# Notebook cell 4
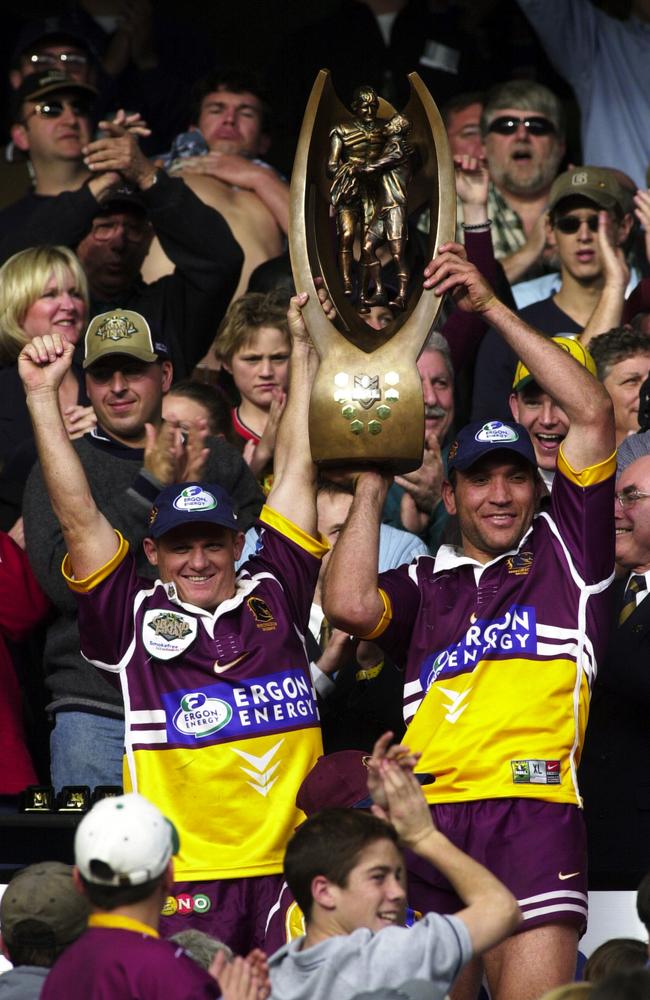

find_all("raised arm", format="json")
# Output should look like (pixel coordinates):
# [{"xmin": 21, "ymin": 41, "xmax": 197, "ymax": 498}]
[
  {"xmin": 580, "ymin": 211, "xmax": 628, "ymax": 348},
  {"xmin": 372, "ymin": 746, "xmax": 521, "ymax": 956},
  {"xmin": 321, "ymin": 470, "xmax": 390, "ymax": 637},
  {"xmin": 428, "ymin": 242, "xmax": 615, "ymax": 470},
  {"xmin": 19, "ymin": 336, "xmax": 119, "ymax": 580},
  {"xmin": 264, "ymin": 291, "xmax": 325, "ymax": 537}
]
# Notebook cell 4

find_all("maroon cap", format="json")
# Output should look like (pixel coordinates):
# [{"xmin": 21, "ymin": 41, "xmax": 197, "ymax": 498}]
[{"xmin": 296, "ymin": 751, "xmax": 371, "ymax": 815}]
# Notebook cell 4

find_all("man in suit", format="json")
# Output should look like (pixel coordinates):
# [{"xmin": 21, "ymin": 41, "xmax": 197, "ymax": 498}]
[{"xmin": 579, "ymin": 453, "xmax": 650, "ymax": 887}]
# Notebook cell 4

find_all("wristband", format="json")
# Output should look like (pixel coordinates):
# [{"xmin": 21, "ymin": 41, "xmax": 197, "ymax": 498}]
[{"xmin": 461, "ymin": 219, "xmax": 492, "ymax": 231}]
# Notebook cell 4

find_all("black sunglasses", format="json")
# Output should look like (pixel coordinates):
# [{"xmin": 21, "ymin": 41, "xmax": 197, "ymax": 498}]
[
  {"xmin": 25, "ymin": 98, "xmax": 93, "ymax": 121},
  {"xmin": 554, "ymin": 214, "xmax": 600, "ymax": 235},
  {"xmin": 487, "ymin": 115, "xmax": 556, "ymax": 136}
]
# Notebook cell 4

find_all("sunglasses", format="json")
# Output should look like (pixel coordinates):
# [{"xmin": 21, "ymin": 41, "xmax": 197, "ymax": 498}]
[
  {"xmin": 487, "ymin": 115, "xmax": 556, "ymax": 136},
  {"xmin": 27, "ymin": 53, "xmax": 89, "ymax": 70},
  {"xmin": 554, "ymin": 214, "xmax": 600, "ymax": 235},
  {"xmin": 25, "ymin": 98, "xmax": 93, "ymax": 121}
]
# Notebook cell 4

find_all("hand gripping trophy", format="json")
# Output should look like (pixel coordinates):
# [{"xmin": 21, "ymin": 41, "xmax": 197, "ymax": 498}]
[{"xmin": 290, "ymin": 70, "xmax": 455, "ymax": 472}]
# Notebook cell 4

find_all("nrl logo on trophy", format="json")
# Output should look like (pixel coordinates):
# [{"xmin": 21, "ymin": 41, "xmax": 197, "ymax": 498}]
[{"xmin": 289, "ymin": 70, "xmax": 455, "ymax": 472}]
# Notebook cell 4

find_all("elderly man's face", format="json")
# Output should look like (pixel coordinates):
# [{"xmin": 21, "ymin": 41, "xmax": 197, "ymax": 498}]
[
  {"xmin": 417, "ymin": 349, "xmax": 454, "ymax": 444},
  {"xmin": 602, "ymin": 353, "xmax": 650, "ymax": 444},
  {"xmin": 615, "ymin": 456, "xmax": 650, "ymax": 572},
  {"xmin": 484, "ymin": 106, "xmax": 564, "ymax": 196}
]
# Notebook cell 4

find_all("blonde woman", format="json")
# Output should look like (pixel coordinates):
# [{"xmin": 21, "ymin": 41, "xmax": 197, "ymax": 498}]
[{"xmin": 0, "ymin": 246, "xmax": 95, "ymax": 533}]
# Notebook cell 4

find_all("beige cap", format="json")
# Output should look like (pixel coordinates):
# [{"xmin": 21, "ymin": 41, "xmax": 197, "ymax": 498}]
[
  {"xmin": 549, "ymin": 166, "xmax": 627, "ymax": 215},
  {"xmin": 83, "ymin": 309, "xmax": 167, "ymax": 369}
]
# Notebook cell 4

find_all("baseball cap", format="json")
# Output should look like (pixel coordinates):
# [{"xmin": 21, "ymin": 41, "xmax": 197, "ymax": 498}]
[
  {"xmin": 296, "ymin": 751, "xmax": 435, "ymax": 814},
  {"xmin": 549, "ymin": 166, "xmax": 627, "ymax": 215},
  {"xmin": 296, "ymin": 751, "xmax": 373, "ymax": 815},
  {"xmin": 0, "ymin": 861, "xmax": 90, "ymax": 948},
  {"xmin": 447, "ymin": 420, "xmax": 537, "ymax": 473},
  {"xmin": 75, "ymin": 793, "xmax": 179, "ymax": 887},
  {"xmin": 512, "ymin": 336, "xmax": 597, "ymax": 392},
  {"xmin": 148, "ymin": 483, "xmax": 240, "ymax": 539},
  {"xmin": 83, "ymin": 309, "xmax": 170, "ymax": 369},
  {"xmin": 14, "ymin": 70, "xmax": 97, "ymax": 107}
]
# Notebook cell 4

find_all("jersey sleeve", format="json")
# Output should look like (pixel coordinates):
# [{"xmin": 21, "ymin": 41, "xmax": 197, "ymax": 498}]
[
  {"xmin": 63, "ymin": 532, "xmax": 142, "ymax": 672},
  {"xmin": 550, "ymin": 446, "xmax": 616, "ymax": 585},
  {"xmin": 240, "ymin": 506, "xmax": 329, "ymax": 629},
  {"xmin": 359, "ymin": 560, "xmax": 424, "ymax": 661}
]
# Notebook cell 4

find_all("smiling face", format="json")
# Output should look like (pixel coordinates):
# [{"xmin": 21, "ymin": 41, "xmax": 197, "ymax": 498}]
[
  {"xmin": 325, "ymin": 838, "xmax": 407, "ymax": 935},
  {"xmin": 442, "ymin": 452, "xmax": 540, "ymax": 563},
  {"xmin": 225, "ymin": 326, "xmax": 290, "ymax": 411},
  {"xmin": 602, "ymin": 353, "xmax": 650, "ymax": 444},
  {"xmin": 485, "ymin": 106, "xmax": 564, "ymax": 197},
  {"xmin": 196, "ymin": 88, "xmax": 268, "ymax": 157},
  {"xmin": 615, "ymin": 457, "xmax": 650, "ymax": 572},
  {"xmin": 85, "ymin": 357, "xmax": 173, "ymax": 447},
  {"xmin": 143, "ymin": 522, "xmax": 245, "ymax": 611},
  {"xmin": 22, "ymin": 267, "xmax": 86, "ymax": 344},
  {"xmin": 509, "ymin": 385, "xmax": 570, "ymax": 471}
]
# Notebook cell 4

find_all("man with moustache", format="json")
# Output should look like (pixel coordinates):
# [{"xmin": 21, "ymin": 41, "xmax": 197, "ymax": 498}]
[{"xmin": 383, "ymin": 332, "xmax": 455, "ymax": 553}]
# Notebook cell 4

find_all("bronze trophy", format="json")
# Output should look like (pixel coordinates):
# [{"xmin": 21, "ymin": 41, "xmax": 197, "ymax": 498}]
[{"xmin": 289, "ymin": 70, "xmax": 456, "ymax": 473}]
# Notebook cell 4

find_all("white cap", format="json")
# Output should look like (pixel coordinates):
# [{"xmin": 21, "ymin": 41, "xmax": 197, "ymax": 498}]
[{"xmin": 75, "ymin": 793, "xmax": 178, "ymax": 887}]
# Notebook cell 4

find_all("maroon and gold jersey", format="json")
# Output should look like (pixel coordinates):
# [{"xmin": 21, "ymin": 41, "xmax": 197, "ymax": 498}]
[
  {"xmin": 64, "ymin": 507, "xmax": 327, "ymax": 881},
  {"xmin": 365, "ymin": 448, "xmax": 616, "ymax": 806}
]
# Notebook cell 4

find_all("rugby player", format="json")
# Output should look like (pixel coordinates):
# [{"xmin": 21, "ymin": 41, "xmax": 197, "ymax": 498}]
[
  {"xmin": 18, "ymin": 289, "xmax": 332, "ymax": 955},
  {"xmin": 322, "ymin": 242, "xmax": 616, "ymax": 1000}
]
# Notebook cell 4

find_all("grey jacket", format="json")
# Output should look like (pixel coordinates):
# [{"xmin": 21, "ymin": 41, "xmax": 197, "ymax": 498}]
[{"xmin": 268, "ymin": 913, "xmax": 472, "ymax": 1000}]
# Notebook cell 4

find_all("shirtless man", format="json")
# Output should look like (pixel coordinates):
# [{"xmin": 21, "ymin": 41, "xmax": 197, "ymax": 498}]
[{"xmin": 142, "ymin": 70, "xmax": 287, "ymax": 303}]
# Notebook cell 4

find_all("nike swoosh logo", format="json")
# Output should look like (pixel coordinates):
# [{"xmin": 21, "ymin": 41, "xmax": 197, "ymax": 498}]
[
  {"xmin": 213, "ymin": 653, "xmax": 248, "ymax": 674},
  {"xmin": 558, "ymin": 871, "xmax": 580, "ymax": 880}
]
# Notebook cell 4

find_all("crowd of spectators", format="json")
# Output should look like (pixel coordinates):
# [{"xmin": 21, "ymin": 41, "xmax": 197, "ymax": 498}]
[{"xmin": 2, "ymin": 2, "xmax": 650, "ymax": 999}]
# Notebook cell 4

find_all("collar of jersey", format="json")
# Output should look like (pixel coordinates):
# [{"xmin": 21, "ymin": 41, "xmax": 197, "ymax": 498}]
[
  {"xmin": 433, "ymin": 522, "xmax": 534, "ymax": 576},
  {"xmin": 162, "ymin": 573, "xmax": 259, "ymax": 622},
  {"xmin": 89, "ymin": 913, "xmax": 159, "ymax": 938}
]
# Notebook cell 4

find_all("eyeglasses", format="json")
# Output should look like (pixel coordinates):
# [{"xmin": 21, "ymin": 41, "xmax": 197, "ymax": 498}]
[
  {"xmin": 24, "ymin": 98, "xmax": 93, "ymax": 121},
  {"xmin": 554, "ymin": 214, "xmax": 600, "ymax": 235},
  {"xmin": 27, "ymin": 52, "xmax": 89, "ymax": 70},
  {"xmin": 89, "ymin": 220, "xmax": 150, "ymax": 243},
  {"xmin": 615, "ymin": 489, "xmax": 650, "ymax": 509},
  {"xmin": 487, "ymin": 115, "xmax": 556, "ymax": 136}
]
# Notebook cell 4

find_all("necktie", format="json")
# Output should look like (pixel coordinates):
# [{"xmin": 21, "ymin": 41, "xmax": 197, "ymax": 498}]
[{"xmin": 619, "ymin": 574, "xmax": 647, "ymax": 626}]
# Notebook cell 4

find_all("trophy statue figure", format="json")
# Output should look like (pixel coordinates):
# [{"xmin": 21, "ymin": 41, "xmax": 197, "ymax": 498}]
[
  {"xmin": 327, "ymin": 85, "xmax": 384, "ymax": 297},
  {"xmin": 289, "ymin": 70, "xmax": 455, "ymax": 473},
  {"xmin": 357, "ymin": 112, "xmax": 414, "ymax": 311}
]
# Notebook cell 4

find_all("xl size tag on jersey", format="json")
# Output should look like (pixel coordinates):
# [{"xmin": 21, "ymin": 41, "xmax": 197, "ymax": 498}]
[{"xmin": 143, "ymin": 609, "xmax": 198, "ymax": 660}]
